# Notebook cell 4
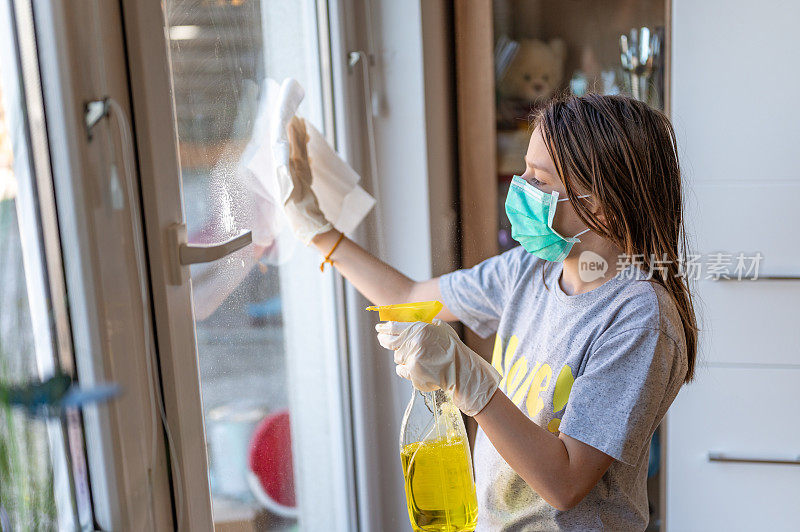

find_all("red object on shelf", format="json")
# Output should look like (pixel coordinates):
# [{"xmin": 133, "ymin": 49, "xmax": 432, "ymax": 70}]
[{"xmin": 248, "ymin": 409, "xmax": 296, "ymax": 509}]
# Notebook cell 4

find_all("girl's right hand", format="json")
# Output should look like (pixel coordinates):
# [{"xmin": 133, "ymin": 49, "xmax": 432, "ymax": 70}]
[
  {"xmin": 376, "ymin": 318, "xmax": 501, "ymax": 417},
  {"xmin": 274, "ymin": 115, "xmax": 332, "ymax": 245}
]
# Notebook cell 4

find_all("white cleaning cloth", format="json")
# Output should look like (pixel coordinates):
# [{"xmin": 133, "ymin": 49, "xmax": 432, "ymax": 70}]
[
  {"xmin": 190, "ymin": 78, "xmax": 374, "ymax": 319},
  {"xmin": 246, "ymin": 78, "xmax": 375, "ymax": 251}
]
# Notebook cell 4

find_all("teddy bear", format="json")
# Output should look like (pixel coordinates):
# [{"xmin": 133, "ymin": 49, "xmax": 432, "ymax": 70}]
[
  {"xmin": 498, "ymin": 38, "xmax": 566, "ymax": 104},
  {"xmin": 496, "ymin": 38, "xmax": 566, "ymax": 176}
]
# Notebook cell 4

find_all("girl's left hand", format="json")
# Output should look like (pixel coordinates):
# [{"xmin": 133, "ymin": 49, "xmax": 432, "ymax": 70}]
[{"xmin": 375, "ymin": 319, "xmax": 501, "ymax": 416}]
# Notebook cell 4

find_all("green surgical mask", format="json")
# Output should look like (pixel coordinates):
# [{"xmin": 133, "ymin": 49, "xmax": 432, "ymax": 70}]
[{"xmin": 504, "ymin": 175, "xmax": 590, "ymax": 262}]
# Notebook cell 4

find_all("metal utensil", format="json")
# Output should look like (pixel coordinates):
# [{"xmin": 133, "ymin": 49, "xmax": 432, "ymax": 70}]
[{"xmin": 619, "ymin": 27, "xmax": 661, "ymax": 102}]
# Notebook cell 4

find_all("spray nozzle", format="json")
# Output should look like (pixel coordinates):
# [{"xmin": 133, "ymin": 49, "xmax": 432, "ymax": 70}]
[{"xmin": 365, "ymin": 300, "xmax": 443, "ymax": 323}]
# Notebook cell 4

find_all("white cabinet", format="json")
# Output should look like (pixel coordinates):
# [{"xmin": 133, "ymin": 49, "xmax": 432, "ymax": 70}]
[
  {"xmin": 669, "ymin": 1, "xmax": 800, "ymax": 530},
  {"xmin": 666, "ymin": 366, "xmax": 800, "ymax": 531},
  {"xmin": 672, "ymin": 1, "xmax": 800, "ymax": 183},
  {"xmin": 692, "ymin": 279, "xmax": 800, "ymax": 366},
  {"xmin": 684, "ymin": 183, "xmax": 800, "ymax": 276}
]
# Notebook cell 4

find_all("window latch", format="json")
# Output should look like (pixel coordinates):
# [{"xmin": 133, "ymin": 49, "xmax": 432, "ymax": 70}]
[{"xmin": 167, "ymin": 223, "xmax": 252, "ymax": 285}]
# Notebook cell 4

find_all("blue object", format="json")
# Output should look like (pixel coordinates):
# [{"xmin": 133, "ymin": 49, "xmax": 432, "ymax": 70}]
[
  {"xmin": 60, "ymin": 383, "xmax": 121, "ymax": 408},
  {"xmin": 0, "ymin": 371, "xmax": 120, "ymax": 418},
  {"xmin": 570, "ymin": 72, "xmax": 588, "ymax": 96},
  {"xmin": 647, "ymin": 430, "xmax": 661, "ymax": 477},
  {"xmin": 246, "ymin": 296, "xmax": 282, "ymax": 320}
]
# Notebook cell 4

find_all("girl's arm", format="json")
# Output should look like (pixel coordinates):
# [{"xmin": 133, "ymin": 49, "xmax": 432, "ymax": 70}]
[
  {"xmin": 474, "ymin": 390, "xmax": 614, "ymax": 511},
  {"xmin": 311, "ymin": 228, "xmax": 459, "ymax": 321}
]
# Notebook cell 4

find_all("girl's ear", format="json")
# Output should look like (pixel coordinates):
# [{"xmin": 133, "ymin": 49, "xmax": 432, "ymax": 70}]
[
  {"xmin": 585, "ymin": 196, "xmax": 607, "ymax": 224},
  {"xmin": 593, "ymin": 208, "xmax": 607, "ymax": 224}
]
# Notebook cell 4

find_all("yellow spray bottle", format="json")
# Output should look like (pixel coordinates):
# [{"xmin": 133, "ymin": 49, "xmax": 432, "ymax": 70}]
[{"xmin": 367, "ymin": 301, "xmax": 478, "ymax": 532}]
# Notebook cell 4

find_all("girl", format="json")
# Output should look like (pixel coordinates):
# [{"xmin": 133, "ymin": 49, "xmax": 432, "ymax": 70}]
[{"xmin": 278, "ymin": 93, "xmax": 696, "ymax": 531}]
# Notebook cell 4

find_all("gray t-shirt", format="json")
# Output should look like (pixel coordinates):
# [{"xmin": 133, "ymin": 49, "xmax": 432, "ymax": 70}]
[{"xmin": 439, "ymin": 246, "xmax": 687, "ymax": 531}]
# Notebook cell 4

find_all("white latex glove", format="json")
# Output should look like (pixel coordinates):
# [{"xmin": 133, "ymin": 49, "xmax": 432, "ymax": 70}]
[
  {"xmin": 273, "ymin": 112, "xmax": 332, "ymax": 245},
  {"xmin": 376, "ymin": 319, "xmax": 501, "ymax": 416}
]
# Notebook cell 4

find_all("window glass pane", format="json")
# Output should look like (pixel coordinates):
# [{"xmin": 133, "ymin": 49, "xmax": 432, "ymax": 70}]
[
  {"xmin": 165, "ymin": 1, "xmax": 326, "ymax": 528},
  {"xmin": 0, "ymin": 68, "xmax": 57, "ymax": 532}
]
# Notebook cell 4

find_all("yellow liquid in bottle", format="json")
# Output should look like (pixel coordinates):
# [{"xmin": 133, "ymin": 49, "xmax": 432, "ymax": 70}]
[{"xmin": 400, "ymin": 437, "xmax": 478, "ymax": 532}]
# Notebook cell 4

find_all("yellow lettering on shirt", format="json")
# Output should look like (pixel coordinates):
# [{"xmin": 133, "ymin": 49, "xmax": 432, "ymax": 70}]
[
  {"xmin": 491, "ymin": 334, "xmax": 504, "ymax": 374},
  {"xmin": 525, "ymin": 363, "xmax": 552, "ymax": 417},
  {"xmin": 489, "ymin": 335, "xmax": 576, "ymax": 421},
  {"xmin": 552, "ymin": 364, "xmax": 575, "ymax": 412},
  {"xmin": 510, "ymin": 363, "xmax": 537, "ymax": 405},
  {"xmin": 505, "ymin": 357, "xmax": 528, "ymax": 398},
  {"xmin": 494, "ymin": 335, "xmax": 519, "ymax": 390}
]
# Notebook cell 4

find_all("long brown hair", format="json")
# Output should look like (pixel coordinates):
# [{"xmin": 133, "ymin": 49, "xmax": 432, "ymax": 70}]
[{"xmin": 532, "ymin": 93, "xmax": 698, "ymax": 383}]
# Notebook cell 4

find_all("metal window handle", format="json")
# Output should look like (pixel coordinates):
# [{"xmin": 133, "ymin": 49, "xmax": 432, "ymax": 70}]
[
  {"xmin": 708, "ymin": 452, "xmax": 800, "ymax": 465},
  {"xmin": 168, "ymin": 222, "xmax": 252, "ymax": 285},
  {"xmin": 179, "ymin": 230, "xmax": 252, "ymax": 265}
]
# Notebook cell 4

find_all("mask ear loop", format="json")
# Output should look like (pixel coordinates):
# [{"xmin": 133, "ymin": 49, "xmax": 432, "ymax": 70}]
[
  {"xmin": 556, "ymin": 193, "xmax": 591, "ymax": 202},
  {"xmin": 572, "ymin": 227, "xmax": 591, "ymax": 240},
  {"xmin": 570, "ymin": 195, "xmax": 592, "ymax": 241},
  {"xmin": 554, "ymin": 193, "xmax": 593, "ymax": 241}
]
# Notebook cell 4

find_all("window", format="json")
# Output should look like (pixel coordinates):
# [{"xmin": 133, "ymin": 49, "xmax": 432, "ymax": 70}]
[
  {"xmin": 2, "ymin": 0, "xmax": 375, "ymax": 528},
  {"xmin": 152, "ymin": 0, "xmax": 355, "ymax": 528},
  {"xmin": 0, "ymin": 2, "xmax": 90, "ymax": 527}
]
